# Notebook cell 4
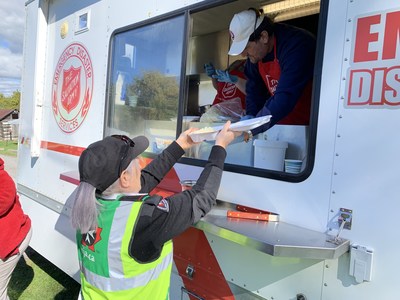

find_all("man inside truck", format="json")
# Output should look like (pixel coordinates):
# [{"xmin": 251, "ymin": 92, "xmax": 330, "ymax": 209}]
[
  {"xmin": 228, "ymin": 8, "xmax": 316, "ymax": 141},
  {"xmin": 71, "ymin": 123, "xmax": 237, "ymax": 299}
]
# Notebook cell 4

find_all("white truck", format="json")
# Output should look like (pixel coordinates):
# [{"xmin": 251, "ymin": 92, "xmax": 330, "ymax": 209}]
[{"xmin": 17, "ymin": 0, "xmax": 400, "ymax": 299}]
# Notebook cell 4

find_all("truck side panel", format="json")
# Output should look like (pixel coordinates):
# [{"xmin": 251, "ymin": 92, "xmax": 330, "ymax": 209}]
[
  {"xmin": 323, "ymin": 0, "xmax": 400, "ymax": 299},
  {"xmin": 17, "ymin": 0, "xmax": 400, "ymax": 299}
]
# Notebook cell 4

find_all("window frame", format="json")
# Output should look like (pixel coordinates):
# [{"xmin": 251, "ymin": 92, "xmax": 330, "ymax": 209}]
[{"xmin": 104, "ymin": 0, "xmax": 330, "ymax": 183}]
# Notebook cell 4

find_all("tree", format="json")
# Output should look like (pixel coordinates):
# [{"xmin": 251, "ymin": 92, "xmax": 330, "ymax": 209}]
[
  {"xmin": 0, "ymin": 91, "xmax": 20, "ymax": 110},
  {"xmin": 128, "ymin": 71, "xmax": 179, "ymax": 120}
]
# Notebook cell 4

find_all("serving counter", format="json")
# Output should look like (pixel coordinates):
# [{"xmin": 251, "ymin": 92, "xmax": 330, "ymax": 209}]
[
  {"xmin": 59, "ymin": 171, "xmax": 349, "ymax": 260},
  {"xmin": 195, "ymin": 200, "xmax": 349, "ymax": 260}
]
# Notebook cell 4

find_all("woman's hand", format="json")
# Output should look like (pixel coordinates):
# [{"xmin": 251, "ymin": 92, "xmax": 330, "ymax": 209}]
[
  {"xmin": 176, "ymin": 128, "xmax": 199, "ymax": 150},
  {"xmin": 215, "ymin": 121, "xmax": 240, "ymax": 149}
]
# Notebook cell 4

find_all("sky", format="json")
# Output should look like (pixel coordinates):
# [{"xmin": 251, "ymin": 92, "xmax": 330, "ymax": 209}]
[{"xmin": 0, "ymin": 1, "xmax": 25, "ymax": 96}]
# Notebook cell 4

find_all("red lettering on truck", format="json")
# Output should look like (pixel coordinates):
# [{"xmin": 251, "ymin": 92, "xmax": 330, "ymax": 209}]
[{"xmin": 347, "ymin": 10, "xmax": 400, "ymax": 107}]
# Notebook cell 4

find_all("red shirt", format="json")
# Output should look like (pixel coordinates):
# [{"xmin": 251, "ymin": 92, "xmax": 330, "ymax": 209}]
[
  {"xmin": 0, "ymin": 158, "xmax": 31, "ymax": 259},
  {"xmin": 212, "ymin": 62, "xmax": 246, "ymax": 109}
]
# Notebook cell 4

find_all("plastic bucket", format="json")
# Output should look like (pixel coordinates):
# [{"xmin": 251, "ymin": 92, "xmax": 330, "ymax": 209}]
[{"xmin": 253, "ymin": 140, "xmax": 288, "ymax": 171}]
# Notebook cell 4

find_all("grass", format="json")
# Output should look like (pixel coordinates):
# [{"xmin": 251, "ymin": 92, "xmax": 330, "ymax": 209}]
[
  {"xmin": 8, "ymin": 247, "xmax": 80, "ymax": 300},
  {"xmin": 3, "ymin": 148, "xmax": 80, "ymax": 299},
  {"xmin": 0, "ymin": 140, "xmax": 18, "ymax": 157}
]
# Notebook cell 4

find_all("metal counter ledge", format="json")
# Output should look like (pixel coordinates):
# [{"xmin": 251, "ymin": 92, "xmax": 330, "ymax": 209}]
[
  {"xmin": 59, "ymin": 171, "xmax": 349, "ymax": 260},
  {"xmin": 195, "ymin": 200, "xmax": 350, "ymax": 260}
]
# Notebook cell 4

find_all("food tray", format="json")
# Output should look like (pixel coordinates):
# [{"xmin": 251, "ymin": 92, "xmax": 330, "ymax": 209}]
[{"xmin": 189, "ymin": 115, "xmax": 272, "ymax": 142}]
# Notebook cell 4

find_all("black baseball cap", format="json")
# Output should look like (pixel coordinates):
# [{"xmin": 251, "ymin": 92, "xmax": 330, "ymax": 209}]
[{"xmin": 79, "ymin": 135, "xmax": 149, "ymax": 193}]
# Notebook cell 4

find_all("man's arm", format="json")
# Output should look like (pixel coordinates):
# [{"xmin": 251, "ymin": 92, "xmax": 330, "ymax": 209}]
[{"xmin": 253, "ymin": 27, "xmax": 316, "ymax": 134}]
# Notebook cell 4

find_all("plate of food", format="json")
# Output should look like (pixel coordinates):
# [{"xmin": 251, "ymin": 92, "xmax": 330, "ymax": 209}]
[
  {"xmin": 229, "ymin": 115, "xmax": 272, "ymax": 131},
  {"xmin": 189, "ymin": 115, "xmax": 272, "ymax": 142},
  {"xmin": 189, "ymin": 126, "xmax": 219, "ymax": 142}
]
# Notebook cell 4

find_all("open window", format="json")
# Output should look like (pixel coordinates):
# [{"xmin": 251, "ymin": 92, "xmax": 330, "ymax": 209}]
[
  {"xmin": 182, "ymin": 0, "xmax": 323, "ymax": 180},
  {"xmin": 105, "ymin": 0, "xmax": 324, "ymax": 182}
]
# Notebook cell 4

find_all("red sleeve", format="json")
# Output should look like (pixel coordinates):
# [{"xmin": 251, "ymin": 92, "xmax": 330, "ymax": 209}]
[{"xmin": 0, "ymin": 169, "xmax": 17, "ymax": 217}]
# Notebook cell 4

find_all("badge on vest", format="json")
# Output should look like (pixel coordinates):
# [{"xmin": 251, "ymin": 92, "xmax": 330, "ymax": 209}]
[{"xmin": 81, "ymin": 227, "xmax": 103, "ymax": 251}]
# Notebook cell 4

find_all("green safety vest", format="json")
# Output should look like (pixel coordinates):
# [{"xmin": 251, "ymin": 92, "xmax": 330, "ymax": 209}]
[{"xmin": 76, "ymin": 195, "xmax": 173, "ymax": 300}]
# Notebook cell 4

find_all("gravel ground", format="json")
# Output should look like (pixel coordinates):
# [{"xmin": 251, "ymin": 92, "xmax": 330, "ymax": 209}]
[{"xmin": 1, "ymin": 154, "xmax": 17, "ymax": 181}]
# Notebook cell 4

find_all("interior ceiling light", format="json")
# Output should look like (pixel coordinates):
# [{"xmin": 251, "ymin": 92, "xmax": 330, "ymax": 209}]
[{"xmin": 263, "ymin": 0, "xmax": 320, "ymax": 22}]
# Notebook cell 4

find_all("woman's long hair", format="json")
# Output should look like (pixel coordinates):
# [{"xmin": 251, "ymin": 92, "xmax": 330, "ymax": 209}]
[
  {"xmin": 71, "ymin": 182, "xmax": 98, "ymax": 234},
  {"xmin": 71, "ymin": 160, "xmax": 136, "ymax": 233}
]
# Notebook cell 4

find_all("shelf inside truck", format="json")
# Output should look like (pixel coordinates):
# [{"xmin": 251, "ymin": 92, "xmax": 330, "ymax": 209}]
[{"xmin": 194, "ymin": 201, "xmax": 350, "ymax": 260}]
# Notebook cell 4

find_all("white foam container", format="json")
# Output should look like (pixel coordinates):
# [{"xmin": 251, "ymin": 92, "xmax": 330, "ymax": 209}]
[{"xmin": 253, "ymin": 140, "xmax": 288, "ymax": 171}]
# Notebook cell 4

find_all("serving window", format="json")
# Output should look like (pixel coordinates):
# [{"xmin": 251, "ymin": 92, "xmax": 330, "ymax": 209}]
[
  {"xmin": 105, "ymin": 0, "xmax": 324, "ymax": 182},
  {"xmin": 181, "ymin": 0, "xmax": 323, "ymax": 181}
]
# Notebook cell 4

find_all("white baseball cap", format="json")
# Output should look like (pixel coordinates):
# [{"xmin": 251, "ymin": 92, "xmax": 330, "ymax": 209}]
[{"xmin": 228, "ymin": 10, "xmax": 265, "ymax": 56}]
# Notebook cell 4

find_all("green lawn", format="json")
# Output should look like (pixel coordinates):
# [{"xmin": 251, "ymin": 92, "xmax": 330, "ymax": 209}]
[
  {"xmin": 2, "ymin": 141, "xmax": 80, "ymax": 299},
  {"xmin": 3, "ymin": 141, "xmax": 80, "ymax": 299},
  {"xmin": 0, "ymin": 140, "xmax": 18, "ymax": 157},
  {"xmin": 8, "ymin": 247, "xmax": 80, "ymax": 300}
]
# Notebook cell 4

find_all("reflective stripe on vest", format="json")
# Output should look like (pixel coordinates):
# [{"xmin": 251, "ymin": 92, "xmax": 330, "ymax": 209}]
[
  {"xmin": 78, "ymin": 196, "xmax": 173, "ymax": 298},
  {"xmin": 81, "ymin": 251, "xmax": 172, "ymax": 291}
]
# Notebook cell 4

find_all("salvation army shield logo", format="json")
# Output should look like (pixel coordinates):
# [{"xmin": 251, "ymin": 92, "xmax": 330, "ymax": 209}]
[
  {"xmin": 221, "ymin": 82, "xmax": 237, "ymax": 98},
  {"xmin": 52, "ymin": 43, "xmax": 93, "ymax": 133},
  {"xmin": 62, "ymin": 66, "xmax": 81, "ymax": 113}
]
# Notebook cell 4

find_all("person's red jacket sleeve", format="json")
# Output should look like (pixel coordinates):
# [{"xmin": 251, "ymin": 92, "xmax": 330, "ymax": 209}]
[
  {"xmin": 0, "ymin": 158, "xmax": 16, "ymax": 217},
  {"xmin": 0, "ymin": 157, "xmax": 31, "ymax": 259}
]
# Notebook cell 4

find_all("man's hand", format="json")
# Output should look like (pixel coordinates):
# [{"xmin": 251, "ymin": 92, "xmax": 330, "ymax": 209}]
[
  {"xmin": 176, "ymin": 128, "xmax": 199, "ymax": 150},
  {"xmin": 240, "ymin": 115, "xmax": 254, "ymax": 121},
  {"xmin": 212, "ymin": 70, "xmax": 238, "ymax": 84},
  {"xmin": 243, "ymin": 131, "xmax": 253, "ymax": 143}
]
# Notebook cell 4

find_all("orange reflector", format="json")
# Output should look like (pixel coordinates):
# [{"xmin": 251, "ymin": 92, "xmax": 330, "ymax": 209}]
[{"xmin": 227, "ymin": 211, "xmax": 279, "ymax": 222}]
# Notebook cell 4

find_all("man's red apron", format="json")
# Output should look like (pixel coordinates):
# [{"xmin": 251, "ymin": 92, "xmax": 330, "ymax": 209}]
[
  {"xmin": 213, "ymin": 62, "xmax": 246, "ymax": 109},
  {"xmin": 258, "ymin": 38, "xmax": 311, "ymax": 125}
]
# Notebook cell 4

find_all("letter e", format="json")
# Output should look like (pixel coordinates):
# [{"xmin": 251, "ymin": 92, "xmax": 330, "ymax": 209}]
[{"xmin": 354, "ymin": 15, "xmax": 381, "ymax": 63}]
